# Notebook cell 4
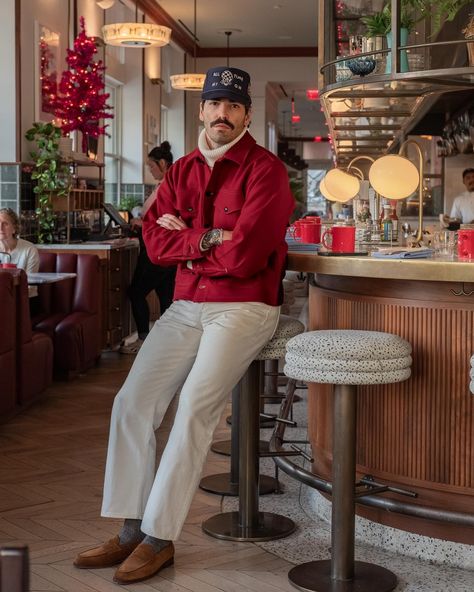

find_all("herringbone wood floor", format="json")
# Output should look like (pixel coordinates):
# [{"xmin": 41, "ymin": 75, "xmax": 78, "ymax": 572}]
[{"xmin": 0, "ymin": 353, "xmax": 296, "ymax": 591}]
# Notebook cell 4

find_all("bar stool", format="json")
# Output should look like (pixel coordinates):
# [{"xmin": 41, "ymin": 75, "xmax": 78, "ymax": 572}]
[
  {"xmin": 284, "ymin": 329, "xmax": 412, "ymax": 592},
  {"xmin": 201, "ymin": 315, "xmax": 304, "ymax": 541}
]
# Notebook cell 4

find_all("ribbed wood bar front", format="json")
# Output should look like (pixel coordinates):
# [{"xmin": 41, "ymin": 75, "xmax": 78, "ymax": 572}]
[{"xmin": 287, "ymin": 254, "xmax": 474, "ymax": 544}]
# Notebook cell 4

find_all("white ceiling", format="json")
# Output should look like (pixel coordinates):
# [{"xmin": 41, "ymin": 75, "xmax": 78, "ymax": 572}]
[
  {"xmin": 156, "ymin": 0, "xmax": 324, "ymax": 141},
  {"xmin": 157, "ymin": 0, "xmax": 318, "ymax": 48}
]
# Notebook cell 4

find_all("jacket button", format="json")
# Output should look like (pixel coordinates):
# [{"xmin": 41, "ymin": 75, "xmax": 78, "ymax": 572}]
[
  {"xmin": 199, "ymin": 285, "xmax": 206, "ymax": 289},
  {"xmin": 187, "ymin": 207, "xmax": 193, "ymax": 212},
  {"xmin": 223, "ymin": 207, "xmax": 228, "ymax": 212},
  {"xmin": 205, "ymin": 191, "xmax": 215, "ymax": 197}
]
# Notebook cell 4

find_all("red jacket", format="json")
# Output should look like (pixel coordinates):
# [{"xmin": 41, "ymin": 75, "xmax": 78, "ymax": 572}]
[{"xmin": 143, "ymin": 132, "xmax": 295, "ymax": 306}]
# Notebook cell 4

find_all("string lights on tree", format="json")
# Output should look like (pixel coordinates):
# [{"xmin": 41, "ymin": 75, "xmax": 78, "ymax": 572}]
[{"xmin": 54, "ymin": 17, "xmax": 113, "ymax": 152}]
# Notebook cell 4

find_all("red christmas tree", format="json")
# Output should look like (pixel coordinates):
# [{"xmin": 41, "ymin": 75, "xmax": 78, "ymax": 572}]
[{"xmin": 54, "ymin": 17, "xmax": 113, "ymax": 152}]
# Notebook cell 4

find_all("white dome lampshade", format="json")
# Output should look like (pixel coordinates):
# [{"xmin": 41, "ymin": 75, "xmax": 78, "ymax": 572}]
[
  {"xmin": 320, "ymin": 177, "xmax": 353, "ymax": 203},
  {"xmin": 102, "ymin": 23, "xmax": 171, "ymax": 47},
  {"xmin": 369, "ymin": 154, "xmax": 419, "ymax": 199},
  {"xmin": 323, "ymin": 168, "xmax": 360, "ymax": 202}
]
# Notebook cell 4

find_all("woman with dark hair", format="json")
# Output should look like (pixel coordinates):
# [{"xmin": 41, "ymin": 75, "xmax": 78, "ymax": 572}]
[{"xmin": 120, "ymin": 142, "xmax": 176, "ymax": 354}]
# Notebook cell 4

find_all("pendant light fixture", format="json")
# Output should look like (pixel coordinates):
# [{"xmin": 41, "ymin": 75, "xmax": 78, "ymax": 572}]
[
  {"xmin": 102, "ymin": 1, "xmax": 171, "ymax": 47},
  {"xmin": 170, "ymin": 0, "xmax": 205, "ymax": 91}
]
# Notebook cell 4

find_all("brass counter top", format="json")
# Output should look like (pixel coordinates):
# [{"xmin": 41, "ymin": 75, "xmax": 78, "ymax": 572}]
[{"xmin": 287, "ymin": 253, "xmax": 474, "ymax": 283}]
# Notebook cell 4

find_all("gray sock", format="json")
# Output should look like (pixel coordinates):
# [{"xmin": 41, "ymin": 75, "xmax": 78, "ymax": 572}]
[
  {"xmin": 119, "ymin": 518, "xmax": 145, "ymax": 545},
  {"xmin": 142, "ymin": 535, "xmax": 171, "ymax": 552}
]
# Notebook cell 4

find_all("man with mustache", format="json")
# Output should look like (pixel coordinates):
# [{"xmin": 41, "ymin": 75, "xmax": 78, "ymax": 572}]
[{"xmin": 73, "ymin": 66, "xmax": 295, "ymax": 585}]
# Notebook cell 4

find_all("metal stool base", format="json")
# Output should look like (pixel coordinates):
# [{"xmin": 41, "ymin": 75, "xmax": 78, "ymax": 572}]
[
  {"xmin": 288, "ymin": 560, "xmax": 397, "ymax": 592},
  {"xmin": 211, "ymin": 439, "xmax": 270, "ymax": 456},
  {"xmin": 199, "ymin": 473, "xmax": 279, "ymax": 496},
  {"xmin": 202, "ymin": 511, "xmax": 295, "ymax": 542}
]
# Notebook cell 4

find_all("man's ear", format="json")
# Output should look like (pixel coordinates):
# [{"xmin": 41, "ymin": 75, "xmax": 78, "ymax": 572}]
[{"xmin": 245, "ymin": 108, "xmax": 252, "ymax": 128}]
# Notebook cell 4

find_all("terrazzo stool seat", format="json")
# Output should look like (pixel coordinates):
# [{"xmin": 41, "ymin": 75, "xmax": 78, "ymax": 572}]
[
  {"xmin": 284, "ymin": 330, "xmax": 412, "ymax": 592},
  {"xmin": 470, "ymin": 355, "xmax": 474, "ymax": 394},
  {"xmin": 201, "ymin": 315, "xmax": 304, "ymax": 541}
]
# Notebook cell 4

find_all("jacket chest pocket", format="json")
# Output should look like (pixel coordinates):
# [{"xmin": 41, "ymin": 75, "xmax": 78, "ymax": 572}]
[
  {"xmin": 213, "ymin": 191, "xmax": 245, "ymax": 229},
  {"xmin": 176, "ymin": 201, "xmax": 198, "ymax": 226}
]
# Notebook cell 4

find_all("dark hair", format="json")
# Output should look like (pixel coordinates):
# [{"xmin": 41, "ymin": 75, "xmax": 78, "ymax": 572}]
[
  {"xmin": 148, "ymin": 141, "xmax": 173, "ymax": 166},
  {"xmin": 200, "ymin": 100, "xmax": 251, "ymax": 115},
  {"xmin": 0, "ymin": 207, "xmax": 20, "ymax": 237},
  {"xmin": 463, "ymin": 168, "xmax": 474, "ymax": 179}
]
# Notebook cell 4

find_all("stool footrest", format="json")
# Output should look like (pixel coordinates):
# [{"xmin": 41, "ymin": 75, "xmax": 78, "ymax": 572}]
[
  {"xmin": 357, "ymin": 475, "xmax": 418, "ymax": 499},
  {"xmin": 260, "ymin": 413, "xmax": 297, "ymax": 427}
]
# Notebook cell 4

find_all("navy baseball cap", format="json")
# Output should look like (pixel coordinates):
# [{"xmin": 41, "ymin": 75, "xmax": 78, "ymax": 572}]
[{"xmin": 201, "ymin": 66, "xmax": 252, "ymax": 106}]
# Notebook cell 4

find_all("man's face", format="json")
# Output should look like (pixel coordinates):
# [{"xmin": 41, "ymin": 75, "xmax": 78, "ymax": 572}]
[
  {"xmin": 463, "ymin": 171, "xmax": 474, "ymax": 192},
  {"xmin": 199, "ymin": 99, "xmax": 251, "ymax": 148}
]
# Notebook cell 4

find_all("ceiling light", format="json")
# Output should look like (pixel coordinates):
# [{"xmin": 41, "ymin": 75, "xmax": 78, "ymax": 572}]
[
  {"xmin": 96, "ymin": 0, "xmax": 115, "ymax": 9},
  {"xmin": 102, "ymin": 1, "xmax": 171, "ymax": 47},
  {"xmin": 170, "ymin": 73, "xmax": 206, "ymax": 91},
  {"xmin": 171, "ymin": 0, "xmax": 205, "ymax": 91},
  {"xmin": 102, "ymin": 22, "xmax": 171, "ymax": 47}
]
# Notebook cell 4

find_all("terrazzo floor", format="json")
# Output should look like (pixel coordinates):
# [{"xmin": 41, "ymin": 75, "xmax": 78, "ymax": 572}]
[{"xmin": 222, "ymin": 387, "xmax": 474, "ymax": 592}]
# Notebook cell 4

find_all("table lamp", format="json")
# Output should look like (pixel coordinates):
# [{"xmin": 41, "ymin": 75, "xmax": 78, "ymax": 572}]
[{"xmin": 369, "ymin": 142, "xmax": 422, "ymax": 242}]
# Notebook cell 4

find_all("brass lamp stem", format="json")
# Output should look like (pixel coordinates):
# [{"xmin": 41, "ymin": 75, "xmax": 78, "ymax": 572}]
[
  {"xmin": 347, "ymin": 155, "xmax": 380, "ymax": 220},
  {"xmin": 398, "ymin": 140, "xmax": 424, "ymax": 244}
]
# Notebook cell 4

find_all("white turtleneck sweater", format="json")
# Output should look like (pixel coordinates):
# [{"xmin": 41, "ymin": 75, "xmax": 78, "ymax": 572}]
[{"xmin": 198, "ymin": 127, "xmax": 248, "ymax": 168}]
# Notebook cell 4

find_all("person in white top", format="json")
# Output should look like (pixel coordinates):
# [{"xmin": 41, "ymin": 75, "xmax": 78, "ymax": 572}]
[
  {"xmin": 449, "ymin": 168, "xmax": 474, "ymax": 223},
  {"xmin": 0, "ymin": 208, "xmax": 40, "ymax": 310}
]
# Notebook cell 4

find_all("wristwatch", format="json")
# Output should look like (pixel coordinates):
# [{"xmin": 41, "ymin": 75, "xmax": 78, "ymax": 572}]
[{"xmin": 201, "ymin": 228, "xmax": 223, "ymax": 251}]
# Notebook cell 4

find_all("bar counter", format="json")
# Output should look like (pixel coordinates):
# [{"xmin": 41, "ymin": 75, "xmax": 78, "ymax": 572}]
[{"xmin": 287, "ymin": 253, "xmax": 474, "ymax": 544}]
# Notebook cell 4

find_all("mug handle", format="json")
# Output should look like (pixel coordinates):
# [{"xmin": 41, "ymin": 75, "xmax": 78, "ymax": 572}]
[{"xmin": 322, "ymin": 229, "xmax": 332, "ymax": 249}]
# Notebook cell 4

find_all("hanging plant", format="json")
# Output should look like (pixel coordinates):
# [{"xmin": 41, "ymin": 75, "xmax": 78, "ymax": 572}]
[{"xmin": 25, "ymin": 122, "xmax": 71, "ymax": 243}]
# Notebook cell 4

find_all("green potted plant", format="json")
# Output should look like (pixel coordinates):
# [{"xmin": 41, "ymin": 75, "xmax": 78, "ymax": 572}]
[
  {"xmin": 380, "ymin": 1, "xmax": 422, "ymax": 72},
  {"xmin": 419, "ymin": 0, "xmax": 471, "ymax": 36},
  {"xmin": 25, "ymin": 122, "xmax": 71, "ymax": 243}
]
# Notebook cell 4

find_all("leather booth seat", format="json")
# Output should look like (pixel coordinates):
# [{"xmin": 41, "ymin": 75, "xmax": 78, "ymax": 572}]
[
  {"xmin": 0, "ymin": 271, "xmax": 17, "ymax": 417},
  {"xmin": 16, "ymin": 271, "xmax": 53, "ymax": 406},
  {"xmin": 33, "ymin": 253, "xmax": 102, "ymax": 378}
]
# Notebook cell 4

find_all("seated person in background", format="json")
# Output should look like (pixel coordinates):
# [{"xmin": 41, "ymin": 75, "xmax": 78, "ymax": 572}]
[
  {"xmin": 0, "ymin": 208, "xmax": 40, "ymax": 315},
  {"xmin": 119, "ymin": 142, "xmax": 177, "ymax": 355},
  {"xmin": 442, "ymin": 168, "xmax": 474, "ymax": 226}
]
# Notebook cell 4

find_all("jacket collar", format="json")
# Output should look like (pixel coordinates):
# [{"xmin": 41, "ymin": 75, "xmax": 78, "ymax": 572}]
[{"xmin": 191, "ymin": 131, "xmax": 256, "ymax": 166}]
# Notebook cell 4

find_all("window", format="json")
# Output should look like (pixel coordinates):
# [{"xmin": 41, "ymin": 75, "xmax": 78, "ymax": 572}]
[{"xmin": 104, "ymin": 80, "xmax": 122, "ymax": 205}]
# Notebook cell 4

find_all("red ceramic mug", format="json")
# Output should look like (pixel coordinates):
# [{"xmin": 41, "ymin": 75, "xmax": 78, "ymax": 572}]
[
  {"xmin": 300, "ymin": 222, "xmax": 321, "ymax": 244},
  {"xmin": 290, "ymin": 219, "xmax": 305, "ymax": 239},
  {"xmin": 322, "ymin": 225, "xmax": 356, "ymax": 252},
  {"xmin": 303, "ymin": 216, "xmax": 321, "ymax": 224},
  {"xmin": 457, "ymin": 228, "xmax": 474, "ymax": 260}
]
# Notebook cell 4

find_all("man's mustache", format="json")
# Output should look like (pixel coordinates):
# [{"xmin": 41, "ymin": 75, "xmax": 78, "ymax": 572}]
[{"xmin": 211, "ymin": 119, "xmax": 234, "ymax": 130}]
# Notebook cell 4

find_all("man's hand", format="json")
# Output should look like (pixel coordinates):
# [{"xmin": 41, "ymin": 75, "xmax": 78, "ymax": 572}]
[
  {"xmin": 156, "ymin": 214, "xmax": 187, "ymax": 230},
  {"xmin": 222, "ymin": 230, "xmax": 233, "ymax": 241}
]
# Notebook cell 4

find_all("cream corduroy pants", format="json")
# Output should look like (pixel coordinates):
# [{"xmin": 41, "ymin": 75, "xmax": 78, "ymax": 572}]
[{"xmin": 101, "ymin": 299, "xmax": 280, "ymax": 540}]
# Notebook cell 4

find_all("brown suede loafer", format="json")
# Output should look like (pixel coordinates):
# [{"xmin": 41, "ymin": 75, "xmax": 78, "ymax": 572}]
[
  {"xmin": 73, "ymin": 535, "xmax": 141, "ymax": 569},
  {"xmin": 113, "ymin": 541, "xmax": 174, "ymax": 584}
]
